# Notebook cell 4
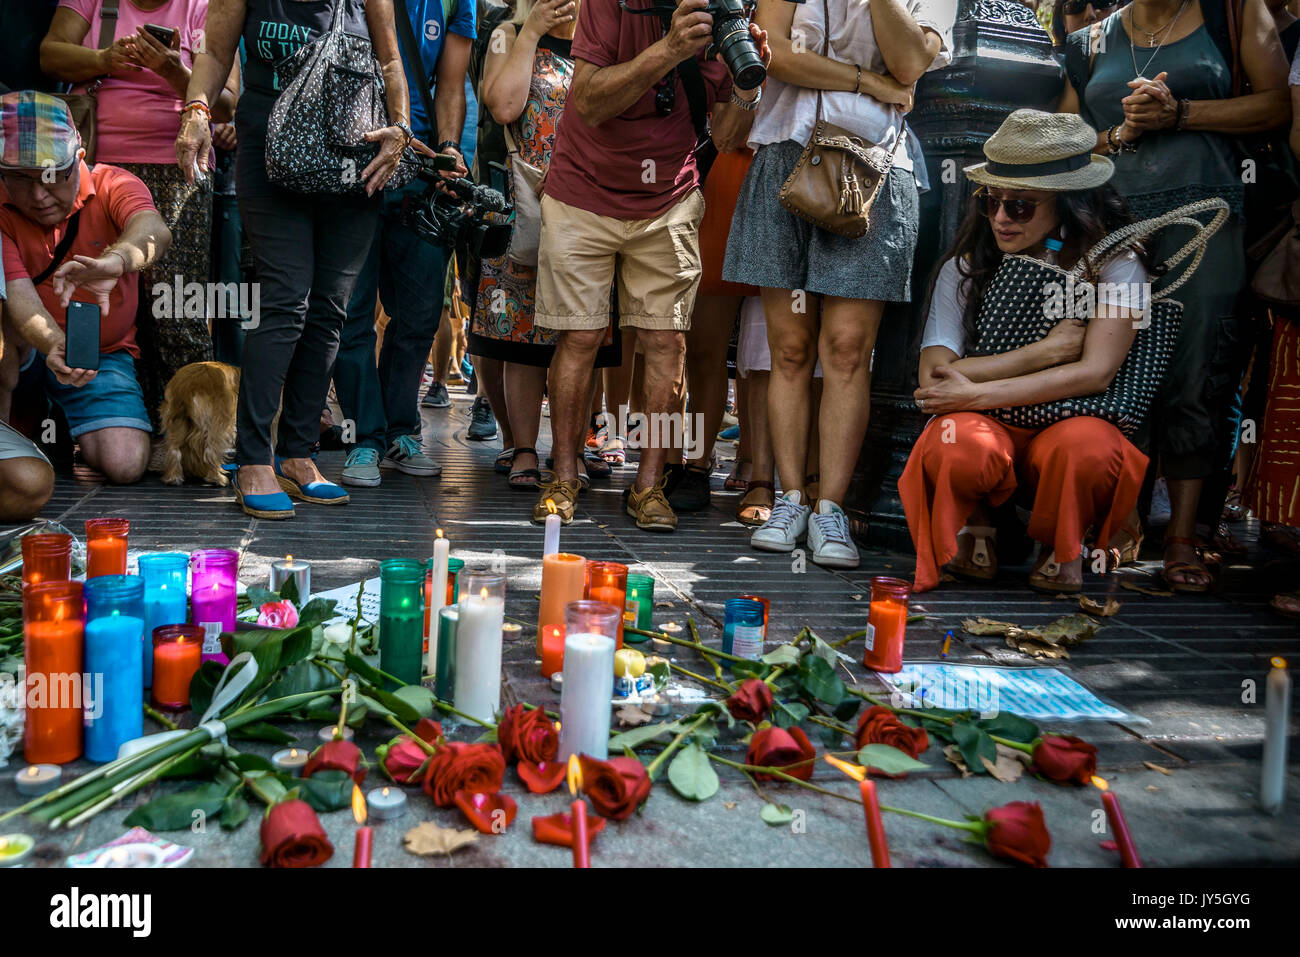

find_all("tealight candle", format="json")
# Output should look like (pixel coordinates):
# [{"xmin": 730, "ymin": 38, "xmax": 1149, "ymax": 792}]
[
  {"xmin": 270, "ymin": 555, "xmax": 311, "ymax": 603},
  {"xmin": 0, "ymin": 833, "xmax": 34, "ymax": 867},
  {"xmin": 14, "ymin": 764, "xmax": 61, "ymax": 796},
  {"xmin": 99, "ymin": 843, "xmax": 164, "ymax": 868},
  {"xmin": 272, "ymin": 747, "xmax": 310, "ymax": 775},
  {"xmin": 366, "ymin": 786, "xmax": 408, "ymax": 821},
  {"xmin": 317, "ymin": 725, "xmax": 355, "ymax": 743},
  {"xmin": 641, "ymin": 693, "xmax": 671, "ymax": 716}
]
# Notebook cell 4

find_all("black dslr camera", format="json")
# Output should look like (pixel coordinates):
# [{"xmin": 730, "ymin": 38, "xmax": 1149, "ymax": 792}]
[
  {"xmin": 620, "ymin": 0, "xmax": 766, "ymax": 91},
  {"xmin": 401, "ymin": 157, "xmax": 514, "ymax": 258}
]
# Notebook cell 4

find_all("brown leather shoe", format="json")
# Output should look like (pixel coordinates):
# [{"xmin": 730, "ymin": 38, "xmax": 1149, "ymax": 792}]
[
  {"xmin": 626, "ymin": 475, "xmax": 678, "ymax": 532},
  {"xmin": 533, "ymin": 478, "xmax": 581, "ymax": 525}
]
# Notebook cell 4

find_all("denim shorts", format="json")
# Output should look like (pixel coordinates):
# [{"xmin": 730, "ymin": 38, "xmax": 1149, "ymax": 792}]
[{"xmin": 43, "ymin": 351, "xmax": 152, "ymax": 438}]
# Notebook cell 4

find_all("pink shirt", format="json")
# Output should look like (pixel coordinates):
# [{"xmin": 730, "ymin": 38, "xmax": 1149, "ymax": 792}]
[
  {"xmin": 544, "ymin": 0, "xmax": 733, "ymax": 220},
  {"xmin": 59, "ymin": 0, "xmax": 209, "ymax": 165}
]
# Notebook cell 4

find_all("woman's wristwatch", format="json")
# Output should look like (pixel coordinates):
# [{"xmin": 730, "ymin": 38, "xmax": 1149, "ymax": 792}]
[
  {"xmin": 436, "ymin": 140, "xmax": 461, "ymax": 155},
  {"xmin": 394, "ymin": 121, "xmax": 414, "ymax": 144}
]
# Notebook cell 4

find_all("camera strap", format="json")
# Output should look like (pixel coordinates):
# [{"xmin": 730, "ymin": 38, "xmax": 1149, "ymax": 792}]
[
  {"xmin": 34, "ymin": 210, "xmax": 82, "ymax": 287},
  {"xmin": 674, "ymin": 49, "xmax": 718, "ymax": 183}
]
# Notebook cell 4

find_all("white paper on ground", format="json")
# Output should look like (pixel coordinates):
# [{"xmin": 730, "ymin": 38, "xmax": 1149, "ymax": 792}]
[
  {"xmin": 310, "ymin": 577, "xmax": 383, "ymax": 625},
  {"xmin": 879, "ymin": 662, "xmax": 1140, "ymax": 724}
]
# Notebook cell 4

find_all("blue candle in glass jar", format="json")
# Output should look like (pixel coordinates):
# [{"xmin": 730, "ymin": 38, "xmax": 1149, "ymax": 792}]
[
  {"xmin": 84, "ymin": 575, "xmax": 145, "ymax": 762},
  {"xmin": 722, "ymin": 598, "xmax": 766, "ymax": 668},
  {"xmin": 137, "ymin": 553, "xmax": 189, "ymax": 687}
]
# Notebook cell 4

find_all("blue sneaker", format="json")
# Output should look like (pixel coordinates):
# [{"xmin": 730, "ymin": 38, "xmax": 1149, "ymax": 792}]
[
  {"xmin": 422, "ymin": 381, "xmax": 451, "ymax": 409},
  {"xmin": 340, "ymin": 447, "xmax": 382, "ymax": 488},
  {"xmin": 274, "ymin": 458, "xmax": 351, "ymax": 505},
  {"xmin": 717, "ymin": 424, "xmax": 740, "ymax": 442}
]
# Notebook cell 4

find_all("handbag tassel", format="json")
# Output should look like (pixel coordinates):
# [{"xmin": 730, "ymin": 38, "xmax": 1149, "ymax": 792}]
[{"xmin": 839, "ymin": 163, "xmax": 864, "ymax": 215}]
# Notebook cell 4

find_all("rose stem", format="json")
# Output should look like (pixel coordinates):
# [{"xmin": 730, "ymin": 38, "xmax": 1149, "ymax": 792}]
[
  {"xmin": 143, "ymin": 703, "xmax": 179, "ymax": 731},
  {"xmin": 645, "ymin": 712, "xmax": 713, "ymax": 780}
]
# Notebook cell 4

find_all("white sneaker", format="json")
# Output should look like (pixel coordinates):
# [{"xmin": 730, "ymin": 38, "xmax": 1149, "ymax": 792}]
[
  {"xmin": 751, "ymin": 490, "xmax": 810, "ymax": 553},
  {"xmin": 808, "ymin": 499, "xmax": 860, "ymax": 569}
]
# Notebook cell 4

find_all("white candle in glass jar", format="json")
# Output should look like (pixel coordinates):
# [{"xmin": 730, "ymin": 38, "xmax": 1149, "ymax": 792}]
[
  {"xmin": 558, "ymin": 632, "xmax": 615, "ymax": 761},
  {"xmin": 454, "ymin": 587, "xmax": 505, "ymax": 723},
  {"xmin": 427, "ymin": 531, "xmax": 450, "ymax": 676}
]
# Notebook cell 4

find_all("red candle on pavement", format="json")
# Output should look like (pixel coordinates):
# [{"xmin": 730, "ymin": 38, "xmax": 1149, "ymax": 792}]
[
  {"xmin": 826, "ymin": 755, "xmax": 891, "ymax": 867},
  {"xmin": 585, "ymin": 562, "xmax": 627, "ymax": 649},
  {"xmin": 152, "ymin": 625, "xmax": 204, "ymax": 709},
  {"xmin": 84, "ymin": 518, "xmax": 129, "ymax": 579},
  {"xmin": 540, "ymin": 623, "xmax": 566, "ymax": 678},
  {"xmin": 23, "ymin": 581, "xmax": 85, "ymax": 764},
  {"xmin": 568, "ymin": 754, "xmax": 590, "ymax": 868},
  {"xmin": 352, "ymin": 784, "xmax": 372, "ymax": 868},
  {"xmin": 864, "ymin": 576, "xmax": 910, "ymax": 673},
  {"xmin": 1093, "ymin": 776, "xmax": 1142, "ymax": 868}
]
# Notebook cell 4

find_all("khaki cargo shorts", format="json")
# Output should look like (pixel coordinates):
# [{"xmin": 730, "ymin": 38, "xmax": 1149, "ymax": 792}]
[{"xmin": 535, "ymin": 190, "xmax": 705, "ymax": 333}]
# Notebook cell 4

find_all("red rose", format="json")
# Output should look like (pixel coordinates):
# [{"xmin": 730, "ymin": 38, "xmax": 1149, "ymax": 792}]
[
  {"xmin": 1030, "ymin": 735, "xmax": 1097, "ymax": 785},
  {"xmin": 746, "ymin": 726, "xmax": 816, "ymax": 781},
  {"xmin": 726, "ymin": 679, "xmax": 774, "ymax": 723},
  {"xmin": 302, "ymin": 739, "xmax": 367, "ymax": 785},
  {"xmin": 497, "ymin": 704, "xmax": 559, "ymax": 765},
  {"xmin": 984, "ymin": 801, "xmax": 1051, "ymax": 868},
  {"xmin": 422, "ymin": 741, "xmax": 506, "ymax": 807},
  {"xmin": 377, "ymin": 719, "xmax": 442, "ymax": 784},
  {"xmin": 259, "ymin": 799, "xmax": 333, "ymax": 868},
  {"xmin": 577, "ymin": 755, "xmax": 652, "ymax": 821},
  {"xmin": 854, "ymin": 707, "xmax": 930, "ymax": 773}
]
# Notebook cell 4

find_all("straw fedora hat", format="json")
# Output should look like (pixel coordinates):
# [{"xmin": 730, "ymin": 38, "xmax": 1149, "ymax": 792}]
[{"xmin": 965, "ymin": 109, "xmax": 1114, "ymax": 192}]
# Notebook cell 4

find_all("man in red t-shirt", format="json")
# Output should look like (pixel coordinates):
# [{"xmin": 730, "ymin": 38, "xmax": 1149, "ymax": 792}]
[
  {"xmin": 533, "ymin": 0, "xmax": 766, "ymax": 531},
  {"xmin": 0, "ymin": 91, "xmax": 169, "ymax": 485}
]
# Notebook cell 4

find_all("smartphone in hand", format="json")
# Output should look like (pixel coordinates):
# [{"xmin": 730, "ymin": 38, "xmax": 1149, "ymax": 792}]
[
  {"xmin": 144, "ymin": 23, "xmax": 177, "ymax": 46},
  {"xmin": 65, "ymin": 301, "xmax": 101, "ymax": 372}
]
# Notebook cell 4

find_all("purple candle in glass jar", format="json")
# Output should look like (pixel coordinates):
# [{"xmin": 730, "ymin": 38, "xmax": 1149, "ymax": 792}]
[{"xmin": 189, "ymin": 548, "xmax": 238, "ymax": 664}]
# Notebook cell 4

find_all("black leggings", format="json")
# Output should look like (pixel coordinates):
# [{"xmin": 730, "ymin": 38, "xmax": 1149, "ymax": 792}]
[{"xmin": 235, "ymin": 188, "xmax": 379, "ymax": 464}]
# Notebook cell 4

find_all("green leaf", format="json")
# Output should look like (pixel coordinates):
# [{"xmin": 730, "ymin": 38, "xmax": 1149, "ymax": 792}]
[
  {"xmin": 761, "ymin": 644, "xmax": 801, "ymax": 666},
  {"xmin": 344, "ymin": 652, "xmax": 385, "ymax": 687},
  {"xmin": 230, "ymin": 753, "xmax": 275, "ymax": 773},
  {"xmin": 392, "ymin": 684, "xmax": 437, "ymax": 719},
  {"xmin": 358, "ymin": 682, "xmax": 421, "ymax": 724},
  {"xmin": 772, "ymin": 700, "xmax": 810, "ymax": 728},
  {"xmin": 245, "ymin": 586, "xmax": 279, "ymax": 610},
  {"xmin": 241, "ymin": 769, "xmax": 289, "ymax": 806},
  {"xmin": 761, "ymin": 803, "xmax": 794, "ymax": 826},
  {"xmin": 292, "ymin": 769, "xmax": 355, "ymax": 812},
  {"xmin": 729, "ymin": 659, "xmax": 765, "ymax": 680},
  {"xmin": 230, "ymin": 721, "xmax": 295, "ymax": 745},
  {"xmin": 808, "ymin": 634, "xmax": 840, "ymax": 669},
  {"xmin": 188, "ymin": 660, "xmax": 225, "ymax": 718},
  {"xmin": 833, "ymin": 697, "xmax": 862, "ymax": 722},
  {"xmin": 296, "ymin": 597, "xmax": 337, "ymax": 628},
  {"xmin": 857, "ymin": 743, "xmax": 929, "ymax": 775},
  {"xmin": 818, "ymin": 725, "xmax": 844, "ymax": 748},
  {"xmin": 123, "ymin": 782, "xmax": 232, "ymax": 831},
  {"xmin": 976, "ymin": 713, "xmax": 1040, "ymax": 744},
  {"xmin": 647, "ymin": 660, "xmax": 671, "ymax": 690},
  {"xmin": 266, "ymin": 659, "xmax": 334, "ymax": 700},
  {"xmin": 279, "ymin": 576, "xmax": 300, "ymax": 607},
  {"xmin": 953, "ymin": 721, "xmax": 997, "ymax": 774},
  {"xmin": 667, "ymin": 744, "xmax": 718, "ymax": 801},
  {"xmin": 608, "ymin": 719, "xmax": 687, "ymax": 751},
  {"xmin": 797, "ymin": 656, "xmax": 845, "ymax": 706},
  {"xmin": 220, "ymin": 793, "xmax": 250, "ymax": 831},
  {"xmin": 919, "ymin": 717, "xmax": 957, "ymax": 742}
]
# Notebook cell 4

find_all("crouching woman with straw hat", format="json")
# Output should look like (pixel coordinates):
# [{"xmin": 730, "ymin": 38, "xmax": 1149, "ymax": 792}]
[{"xmin": 899, "ymin": 110, "xmax": 1164, "ymax": 594}]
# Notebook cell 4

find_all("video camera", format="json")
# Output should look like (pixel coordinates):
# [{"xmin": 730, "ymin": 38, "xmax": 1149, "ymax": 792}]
[
  {"xmin": 401, "ymin": 156, "xmax": 514, "ymax": 258},
  {"xmin": 619, "ymin": 0, "xmax": 766, "ymax": 91}
]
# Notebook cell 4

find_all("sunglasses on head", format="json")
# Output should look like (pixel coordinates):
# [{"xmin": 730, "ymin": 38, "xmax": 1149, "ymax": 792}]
[
  {"xmin": 975, "ymin": 188, "xmax": 1046, "ymax": 224},
  {"xmin": 1061, "ymin": 0, "xmax": 1119, "ymax": 15}
]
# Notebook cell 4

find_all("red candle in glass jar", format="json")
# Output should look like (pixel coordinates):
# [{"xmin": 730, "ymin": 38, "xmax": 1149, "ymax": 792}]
[
  {"xmin": 20, "ymin": 533, "xmax": 73, "ymax": 587},
  {"xmin": 864, "ymin": 576, "xmax": 910, "ymax": 673},
  {"xmin": 540, "ymin": 623, "xmax": 566, "ymax": 677},
  {"xmin": 23, "ymin": 581, "xmax": 85, "ymax": 764},
  {"xmin": 152, "ymin": 625, "xmax": 204, "ymax": 710},
  {"xmin": 85, "ymin": 518, "xmax": 129, "ymax": 579},
  {"xmin": 585, "ymin": 561, "xmax": 628, "ymax": 650}
]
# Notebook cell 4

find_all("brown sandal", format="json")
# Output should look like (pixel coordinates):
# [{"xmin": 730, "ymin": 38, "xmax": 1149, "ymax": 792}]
[
  {"xmin": 737, "ymin": 480, "xmax": 775, "ymax": 526},
  {"xmin": 1028, "ymin": 549, "xmax": 1082, "ymax": 594},
  {"xmin": 946, "ymin": 525, "xmax": 998, "ymax": 582},
  {"xmin": 1162, "ymin": 535, "xmax": 1212, "ymax": 593}
]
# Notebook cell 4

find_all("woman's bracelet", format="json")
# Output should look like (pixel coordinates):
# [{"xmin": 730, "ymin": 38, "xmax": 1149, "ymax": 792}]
[
  {"xmin": 181, "ymin": 100, "xmax": 211, "ymax": 120},
  {"xmin": 1175, "ymin": 98, "xmax": 1191, "ymax": 131},
  {"xmin": 854, "ymin": 63, "xmax": 863, "ymax": 95}
]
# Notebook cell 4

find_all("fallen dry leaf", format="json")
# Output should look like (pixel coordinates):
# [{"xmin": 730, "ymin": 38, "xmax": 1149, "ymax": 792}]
[
  {"xmin": 724, "ymin": 802, "xmax": 737, "ymax": 810},
  {"xmin": 1005, "ymin": 633, "xmax": 1070, "ymax": 659},
  {"xmin": 654, "ymin": 601, "xmax": 674, "ymax": 609},
  {"xmin": 1146, "ymin": 785, "xmax": 1161, "ymax": 792},
  {"xmin": 404, "ymin": 821, "xmax": 478, "ymax": 858},
  {"xmin": 962, "ymin": 617, "xmax": 1022, "ymax": 637},
  {"xmin": 1121, "ymin": 580, "xmax": 1174, "ymax": 598},
  {"xmin": 616, "ymin": 705, "xmax": 653, "ymax": 727},
  {"xmin": 1143, "ymin": 761, "xmax": 1173, "ymax": 776},
  {"xmin": 1079, "ymin": 596, "xmax": 1122, "ymax": 617},
  {"xmin": 980, "ymin": 744, "xmax": 1032, "ymax": 783},
  {"xmin": 1038, "ymin": 614, "xmax": 1100, "ymax": 646},
  {"xmin": 850, "ymin": 594, "xmax": 863, "ymax": 601},
  {"xmin": 943, "ymin": 744, "xmax": 975, "ymax": 778}
]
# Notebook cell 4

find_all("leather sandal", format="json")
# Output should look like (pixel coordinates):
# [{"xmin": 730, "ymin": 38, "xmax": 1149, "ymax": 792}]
[
  {"xmin": 725, "ymin": 459, "xmax": 751, "ymax": 492},
  {"xmin": 1270, "ymin": 591, "xmax": 1300, "ymax": 619},
  {"xmin": 1161, "ymin": 535, "xmax": 1212, "ymax": 593},
  {"xmin": 495, "ymin": 448, "xmax": 515, "ymax": 474},
  {"xmin": 508, "ymin": 447, "xmax": 541, "ymax": 490},
  {"xmin": 947, "ymin": 525, "xmax": 998, "ymax": 582},
  {"xmin": 1028, "ymin": 548, "xmax": 1082, "ymax": 594},
  {"xmin": 1105, "ymin": 523, "xmax": 1144, "ymax": 571},
  {"xmin": 736, "ymin": 480, "xmax": 774, "ymax": 526}
]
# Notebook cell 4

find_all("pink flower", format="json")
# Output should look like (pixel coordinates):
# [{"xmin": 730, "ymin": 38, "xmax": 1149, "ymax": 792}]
[{"xmin": 258, "ymin": 600, "xmax": 299, "ymax": 629}]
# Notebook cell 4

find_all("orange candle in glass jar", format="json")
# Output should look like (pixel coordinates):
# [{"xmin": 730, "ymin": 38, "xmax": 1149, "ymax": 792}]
[
  {"xmin": 585, "ymin": 562, "xmax": 628, "ymax": 650},
  {"xmin": 537, "ymin": 553, "xmax": 586, "ymax": 654},
  {"xmin": 21, "ymin": 533, "xmax": 73, "ymax": 586},
  {"xmin": 152, "ymin": 625, "xmax": 204, "ymax": 710},
  {"xmin": 85, "ymin": 518, "xmax": 129, "ymax": 579},
  {"xmin": 864, "ymin": 577, "xmax": 910, "ymax": 673},
  {"xmin": 540, "ymin": 623, "xmax": 566, "ymax": 677},
  {"xmin": 23, "ymin": 581, "xmax": 85, "ymax": 764}
]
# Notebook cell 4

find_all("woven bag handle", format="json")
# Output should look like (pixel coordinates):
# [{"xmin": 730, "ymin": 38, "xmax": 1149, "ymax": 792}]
[{"xmin": 1070, "ymin": 198, "xmax": 1229, "ymax": 299}]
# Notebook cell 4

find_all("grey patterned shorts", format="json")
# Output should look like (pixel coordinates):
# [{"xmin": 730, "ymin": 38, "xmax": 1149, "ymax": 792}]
[{"xmin": 722, "ymin": 139, "xmax": 919, "ymax": 303}]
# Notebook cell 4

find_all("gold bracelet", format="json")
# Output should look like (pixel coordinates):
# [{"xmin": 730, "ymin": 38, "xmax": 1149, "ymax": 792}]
[{"xmin": 855, "ymin": 64, "xmax": 863, "ymax": 94}]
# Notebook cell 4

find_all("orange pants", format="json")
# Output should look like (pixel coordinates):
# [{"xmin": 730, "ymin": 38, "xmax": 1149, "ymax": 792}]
[{"xmin": 899, "ymin": 412, "xmax": 1148, "ymax": 592}]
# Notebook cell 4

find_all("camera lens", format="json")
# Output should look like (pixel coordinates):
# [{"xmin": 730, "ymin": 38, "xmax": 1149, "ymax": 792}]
[{"xmin": 713, "ymin": 15, "xmax": 765, "ymax": 91}]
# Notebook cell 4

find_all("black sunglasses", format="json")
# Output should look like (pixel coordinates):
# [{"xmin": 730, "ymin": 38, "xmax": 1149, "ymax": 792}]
[
  {"xmin": 975, "ymin": 189, "xmax": 1045, "ymax": 224},
  {"xmin": 1061, "ymin": 0, "xmax": 1119, "ymax": 15}
]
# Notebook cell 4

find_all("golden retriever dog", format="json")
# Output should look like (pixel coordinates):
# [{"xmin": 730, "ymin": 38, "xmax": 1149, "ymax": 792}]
[{"xmin": 157, "ymin": 361, "xmax": 240, "ymax": 486}]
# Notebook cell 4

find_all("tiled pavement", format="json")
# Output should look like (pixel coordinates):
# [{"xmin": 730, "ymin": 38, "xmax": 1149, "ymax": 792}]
[{"xmin": 12, "ymin": 381, "xmax": 1300, "ymax": 867}]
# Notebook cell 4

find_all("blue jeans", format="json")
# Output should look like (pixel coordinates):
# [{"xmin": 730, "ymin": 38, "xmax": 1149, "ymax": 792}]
[{"xmin": 336, "ymin": 181, "xmax": 449, "ymax": 453}]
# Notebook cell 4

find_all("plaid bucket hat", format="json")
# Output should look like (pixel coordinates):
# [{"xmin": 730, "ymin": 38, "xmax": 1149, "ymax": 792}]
[{"xmin": 0, "ymin": 91, "xmax": 82, "ymax": 172}]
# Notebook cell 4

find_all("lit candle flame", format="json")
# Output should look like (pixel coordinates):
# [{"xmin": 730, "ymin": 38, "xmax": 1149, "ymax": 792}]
[
  {"xmin": 567, "ymin": 754, "xmax": 582, "ymax": 797},
  {"xmin": 1272, "ymin": 656, "xmax": 1288, "ymax": 669},
  {"xmin": 436, "ymin": 528, "xmax": 444, "ymax": 539},
  {"xmin": 26, "ymin": 766, "xmax": 38, "ymax": 778},
  {"xmin": 352, "ymin": 784, "xmax": 367, "ymax": 825},
  {"xmin": 1091, "ymin": 775, "xmax": 1109, "ymax": 792},
  {"xmin": 480, "ymin": 587, "xmax": 488, "ymax": 600},
  {"xmin": 824, "ymin": 754, "xmax": 867, "ymax": 782},
  {"xmin": 285, "ymin": 554, "xmax": 293, "ymax": 563},
  {"xmin": 381, "ymin": 787, "xmax": 390, "ymax": 798},
  {"xmin": 289, "ymin": 749, "xmax": 299, "ymax": 759},
  {"xmin": 546, "ymin": 499, "xmax": 557, "ymax": 515}
]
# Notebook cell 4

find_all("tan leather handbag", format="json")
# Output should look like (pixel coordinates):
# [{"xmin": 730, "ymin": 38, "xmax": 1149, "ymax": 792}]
[
  {"xmin": 777, "ymin": 0, "xmax": 902, "ymax": 239},
  {"xmin": 53, "ymin": 0, "xmax": 121, "ymax": 163}
]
